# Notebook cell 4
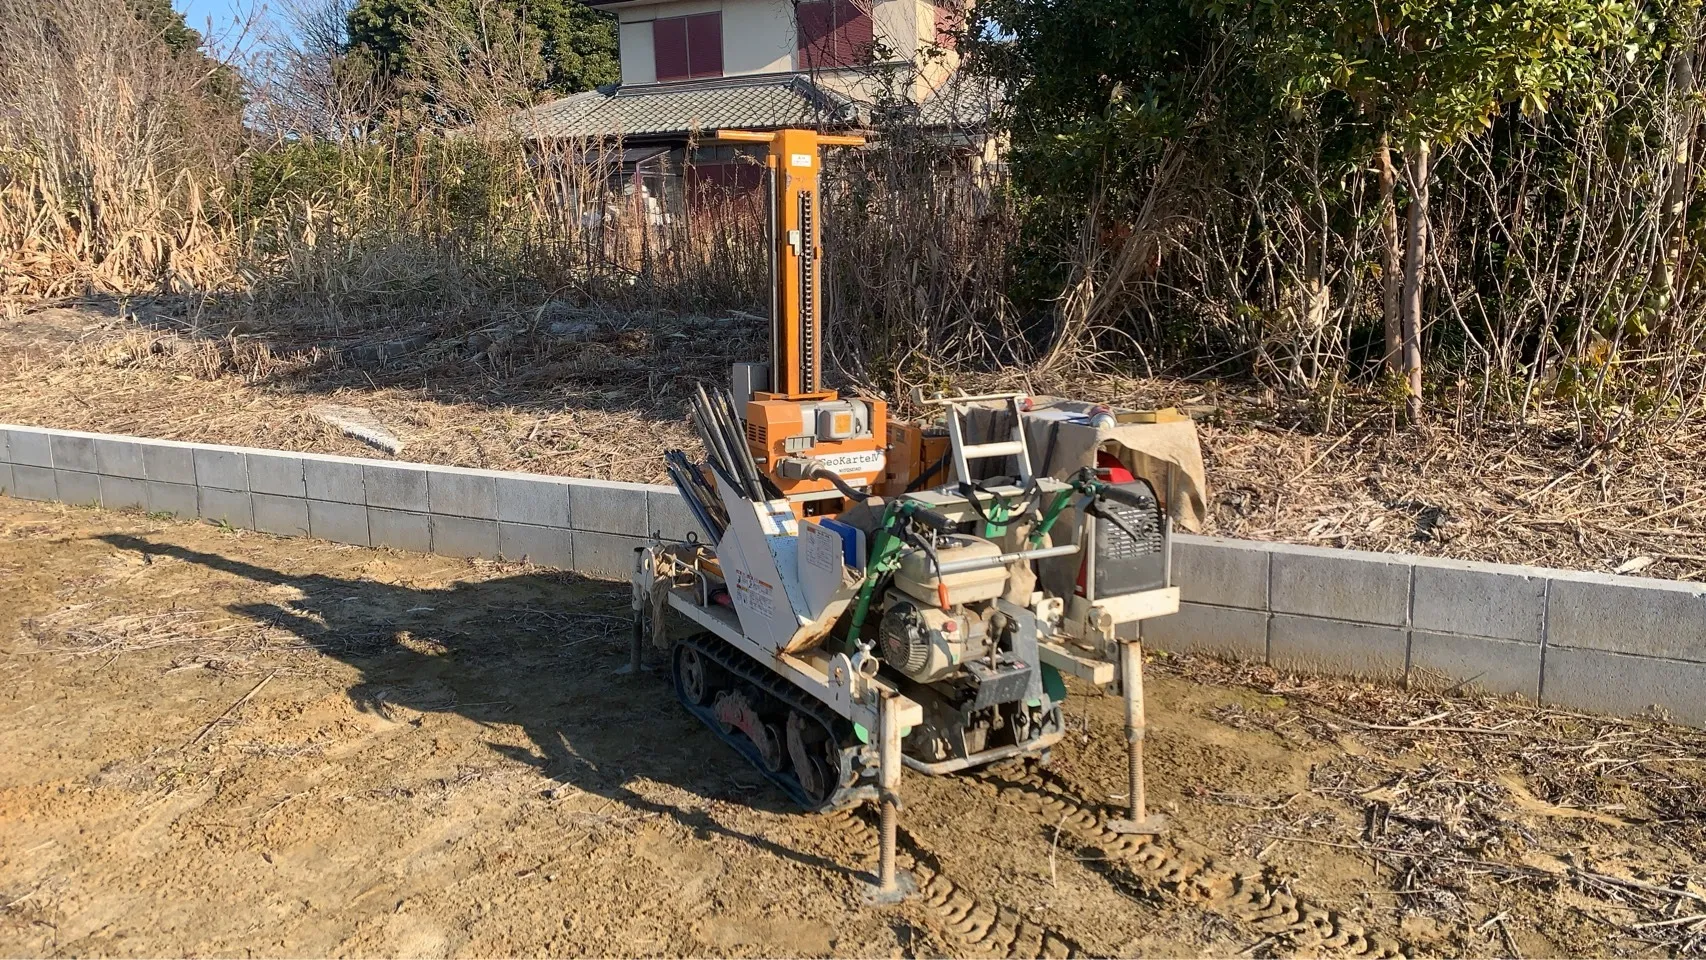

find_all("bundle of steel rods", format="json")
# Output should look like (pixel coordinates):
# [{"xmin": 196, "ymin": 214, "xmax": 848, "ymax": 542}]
[
  {"xmin": 691, "ymin": 383, "xmax": 768, "ymax": 502},
  {"xmin": 664, "ymin": 449, "xmax": 727, "ymax": 543}
]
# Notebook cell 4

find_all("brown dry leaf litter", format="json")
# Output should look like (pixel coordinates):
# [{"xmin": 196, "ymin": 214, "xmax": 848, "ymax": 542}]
[
  {"xmin": 4, "ymin": 301, "xmax": 1706, "ymax": 581},
  {"xmin": 3, "ymin": 497, "xmax": 1704, "ymax": 957}
]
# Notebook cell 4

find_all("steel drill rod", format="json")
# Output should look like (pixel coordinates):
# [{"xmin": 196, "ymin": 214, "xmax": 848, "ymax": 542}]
[
  {"xmin": 1122, "ymin": 639, "xmax": 1148, "ymax": 822},
  {"xmin": 877, "ymin": 690, "xmax": 900, "ymax": 893},
  {"xmin": 726, "ymin": 391, "xmax": 764, "ymax": 500},
  {"xmin": 694, "ymin": 384, "xmax": 751, "ymax": 500},
  {"xmin": 717, "ymin": 387, "xmax": 766, "ymax": 500},
  {"xmin": 933, "ymin": 542, "xmax": 1081, "ymax": 575},
  {"xmin": 690, "ymin": 386, "xmax": 729, "ymax": 482}
]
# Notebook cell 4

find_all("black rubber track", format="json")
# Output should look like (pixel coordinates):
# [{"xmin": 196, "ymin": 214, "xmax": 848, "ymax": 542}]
[{"xmin": 671, "ymin": 631, "xmax": 874, "ymax": 811}]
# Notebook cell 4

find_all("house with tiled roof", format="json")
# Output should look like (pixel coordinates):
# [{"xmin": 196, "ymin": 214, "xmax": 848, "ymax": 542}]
[{"xmin": 504, "ymin": 0, "xmax": 993, "ymax": 205}]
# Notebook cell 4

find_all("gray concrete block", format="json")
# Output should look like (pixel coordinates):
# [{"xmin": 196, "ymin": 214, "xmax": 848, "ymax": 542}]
[
  {"xmin": 494, "ymin": 477, "xmax": 573, "ymax": 528},
  {"xmin": 99, "ymin": 475, "xmax": 149, "ymax": 511},
  {"xmin": 48, "ymin": 436, "xmax": 97, "ymax": 474},
  {"xmin": 499, "ymin": 522, "xmax": 573, "ymax": 568},
  {"xmin": 4, "ymin": 428, "xmax": 52, "ymax": 467},
  {"xmin": 54, "ymin": 469, "xmax": 101, "ymax": 506},
  {"xmin": 194, "ymin": 448, "xmax": 248, "ymax": 491},
  {"xmin": 1269, "ymin": 613, "xmax": 1409, "ymax": 677},
  {"xmin": 1542, "ymin": 646, "xmax": 1706, "ymax": 726},
  {"xmin": 568, "ymin": 480, "xmax": 649, "ymax": 536},
  {"xmin": 1547, "ymin": 571, "xmax": 1706, "ymax": 662},
  {"xmin": 199, "ymin": 487, "xmax": 253, "ymax": 529},
  {"xmin": 12, "ymin": 465, "xmax": 56, "ymax": 500},
  {"xmin": 94, "ymin": 437, "xmax": 146, "ymax": 479},
  {"xmin": 572, "ymin": 530, "xmax": 646, "ymax": 580},
  {"xmin": 364, "ymin": 463, "xmax": 428, "ymax": 511},
  {"xmin": 1141, "ymin": 601, "xmax": 1268, "ymax": 660},
  {"xmin": 308, "ymin": 500, "xmax": 369, "ymax": 546},
  {"xmin": 0, "ymin": 462, "xmax": 12, "ymax": 497},
  {"xmin": 428, "ymin": 468, "xmax": 497, "ymax": 519},
  {"xmin": 432, "ymin": 514, "xmax": 498, "ymax": 559},
  {"xmin": 1173, "ymin": 535, "xmax": 1271, "ymax": 610},
  {"xmin": 50, "ymin": 434, "xmax": 98, "ymax": 473},
  {"xmin": 1270, "ymin": 544, "xmax": 1412, "ymax": 626},
  {"xmin": 369, "ymin": 508, "xmax": 432, "ymax": 553},
  {"xmin": 647, "ymin": 488, "xmax": 703, "ymax": 541},
  {"xmin": 145, "ymin": 481, "xmax": 198, "ymax": 518},
  {"xmin": 1408, "ymin": 631, "xmax": 1541, "ymax": 699},
  {"xmin": 143, "ymin": 442, "xmax": 195, "ymax": 485},
  {"xmin": 253, "ymin": 494, "xmax": 310, "ymax": 537},
  {"xmin": 0, "ymin": 428, "xmax": 7, "ymax": 462},
  {"xmin": 496, "ymin": 474, "xmax": 572, "ymax": 527},
  {"xmin": 304, "ymin": 457, "xmax": 365, "ymax": 503},
  {"xmin": 248, "ymin": 452, "xmax": 307, "ymax": 498},
  {"xmin": 1412, "ymin": 558, "xmax": 1547, "ymax": 643}
]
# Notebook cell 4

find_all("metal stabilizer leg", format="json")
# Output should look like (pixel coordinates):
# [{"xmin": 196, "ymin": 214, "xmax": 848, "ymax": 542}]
[
  {"xmin": 614, "ymin": 614, "xmax": 647, "ymax": 675},
  {"xmin": 1107, "ymin": 639, "xmax": 1168, "ymax": 836},
  {"xmin": 862, "ymin": 691, "xmax": 916, "ymax": 904}
]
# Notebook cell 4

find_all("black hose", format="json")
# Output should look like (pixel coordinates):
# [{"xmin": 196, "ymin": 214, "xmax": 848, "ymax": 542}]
[{"xmin": 807, "ymin": 465, "xmax": 871, "ymax": 502}]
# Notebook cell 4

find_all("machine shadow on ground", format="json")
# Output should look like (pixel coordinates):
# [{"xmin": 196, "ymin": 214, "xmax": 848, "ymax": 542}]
[{"xmin": 95, "ymin": 533, "xmax": 862, "ymax": 880}]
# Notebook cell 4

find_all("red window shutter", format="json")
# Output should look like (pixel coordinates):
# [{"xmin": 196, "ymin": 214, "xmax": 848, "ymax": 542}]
[
  {"xmin": 686, "ymin": 12, "xmax": 722, "ymax": 78},
  {"xmin": 797, "ymin": 0, "xmax": 869, "ymax": 68},
  {"xmin": 933, "ymin": 1, "xmax": 960, "ymax": 48},
  {"xmin": 835, "ymin": 2, "xmax": 872, "ymax": 64},
  {"xmin": 653, "ymin": 17, "xmax": 689, "ymax": 82},
  {"xmin": 797, "ymin": 0, "xmax": 830, "ymax": 66}
]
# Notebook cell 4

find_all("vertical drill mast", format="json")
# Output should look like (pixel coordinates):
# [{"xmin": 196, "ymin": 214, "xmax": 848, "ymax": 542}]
[{"xmin": 716, "ymin": 129, "xmax": 865, "ymax": 398}]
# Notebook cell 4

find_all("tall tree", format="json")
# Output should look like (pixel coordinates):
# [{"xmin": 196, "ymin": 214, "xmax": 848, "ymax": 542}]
[
  {"xmin": 1211, "ymin": 0, "xmax": 1636, "ymax": 419},
  {"xmin": 345, "ymin": 0, "xmax": 617, "ymax": 103}
]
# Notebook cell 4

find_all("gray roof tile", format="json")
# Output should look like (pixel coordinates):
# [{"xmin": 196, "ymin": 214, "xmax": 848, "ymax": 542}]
[
  {"xmin": 509, "ymin": 74, "xmax": 861, "ymax": 139},
  {"xmin": 506, "ymin": 72, "xmax": 995, "ymax": 140}
]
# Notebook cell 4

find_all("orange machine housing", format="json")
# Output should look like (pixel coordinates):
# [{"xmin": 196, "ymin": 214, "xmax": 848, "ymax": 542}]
[
  {"xmin": 745, "ymin": 392, "xmax": 889, "ymax": 511},
  {"xmin": 879, "ymin": 419, "xmax": 952, "ymax": 497}
]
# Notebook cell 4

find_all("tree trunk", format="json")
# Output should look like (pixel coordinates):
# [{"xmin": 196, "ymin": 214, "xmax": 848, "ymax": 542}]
[
  {"xmin": 1400, "ymin": 139, "xmax": 1431, "ymax": 422},
  {"xmin": 1378, "ymin": 133, "xmax": 1402, "ymax": 373},
  {"xmin": 1657, "ymin": 36, "xmax": 1696, "ymax": 339}
]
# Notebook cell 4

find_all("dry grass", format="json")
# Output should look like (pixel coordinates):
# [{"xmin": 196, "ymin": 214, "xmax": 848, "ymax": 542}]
[
  {"xmin": 7, "ymin": 301, "xmax": 1706, "ymax": 585},
  {"xmin": 1155, "ymin": 650, "xmax": 1706, "ymax": 955}
]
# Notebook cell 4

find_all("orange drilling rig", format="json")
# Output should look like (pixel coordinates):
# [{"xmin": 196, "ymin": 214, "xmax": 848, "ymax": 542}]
[{"xmin": 634, "ymin": 128, "xmax": 1199, "ymax": 902}]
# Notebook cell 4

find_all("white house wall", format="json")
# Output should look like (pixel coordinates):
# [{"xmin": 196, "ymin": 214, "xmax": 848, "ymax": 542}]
[
  {"xmin": 723, "ymin": 0, "xmax": 795, "ymax": 75},
  {"xmin": 611, "ymin": 0, "xmax": 942, "ymax": 88},
  {"xmin": 872, "ymin": 0, "xmax": 922, "ymax": 62}
]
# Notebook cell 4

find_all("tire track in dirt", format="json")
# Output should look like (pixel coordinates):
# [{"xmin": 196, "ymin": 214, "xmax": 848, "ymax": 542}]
[
  {"xmin": 825, "ymin": 808, "xmax": 1084, "ymax": 959},
  {"xmin": 972, "ymin": 760, "xmax": 1410, "ymax": 958}
]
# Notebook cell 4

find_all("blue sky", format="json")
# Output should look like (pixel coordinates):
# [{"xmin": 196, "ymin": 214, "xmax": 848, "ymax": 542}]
[{"xmin": 177, "ymin": 0, "xmax": 280, "ymax": 57}]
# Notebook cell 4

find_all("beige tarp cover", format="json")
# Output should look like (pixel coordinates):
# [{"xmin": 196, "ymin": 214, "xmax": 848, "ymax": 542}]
[{"xmin": 961, "ymin": 397, "xmax": 1209, "ymax": 530}]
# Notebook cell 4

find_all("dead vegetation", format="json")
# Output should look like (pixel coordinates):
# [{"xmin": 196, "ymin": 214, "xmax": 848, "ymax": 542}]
[
  {"xmin": 7, "ymin": 299, "xmax": 1706, "ymax": 585},
  {"xmin": 1140, "ymin": 652, "xmax": 1706, "ymax": 956}
]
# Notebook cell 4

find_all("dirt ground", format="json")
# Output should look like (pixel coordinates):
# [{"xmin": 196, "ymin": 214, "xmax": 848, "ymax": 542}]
[
  {"xmin": 5, "ymin": 299, "xmax": 1706, "ymax": 583},
  {"xmin": 6, "ymin": 497, "xmax": 1706, "ymax": 958}
]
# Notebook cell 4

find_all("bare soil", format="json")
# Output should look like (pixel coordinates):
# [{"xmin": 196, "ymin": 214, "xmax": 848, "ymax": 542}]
[
  {"xmin": 5, "ymin": 496, "xmax": 1706, "ymax": 957},
  {"xmin": 4, "ymin": 300, "xmax": 1706, "ymax": 582}
]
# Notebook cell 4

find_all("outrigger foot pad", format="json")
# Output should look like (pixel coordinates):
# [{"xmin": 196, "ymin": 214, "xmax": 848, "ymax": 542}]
[
  {"xmin": 860, "ymin": 870, "xmax": 918, "ymax": 905},
  {"xmin": 1106, "ymin": 814, "xmax": 1170, "ymax": 836}
]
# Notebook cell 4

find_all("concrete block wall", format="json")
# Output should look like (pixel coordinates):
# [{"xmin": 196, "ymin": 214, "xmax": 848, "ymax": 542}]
[
  {"xmin": 5, "ymin": 422, "xmax": 1705, "ymax": 726},
  {"xmin": 1153, "ymin": 535, "xmax": 1706, "ymax": 725},
  {"xmin": 0, "ymin": 424, "xmax": 703, "ymax": 583}
]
